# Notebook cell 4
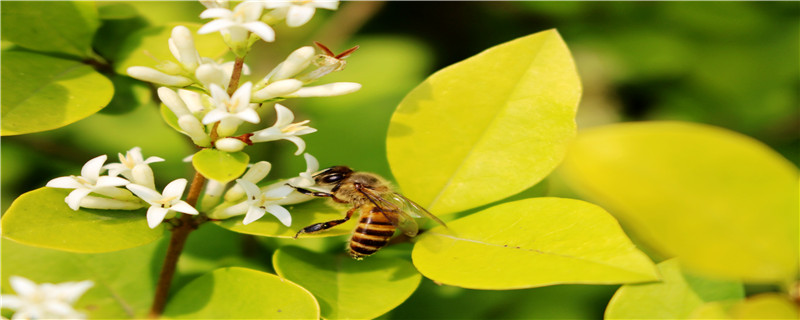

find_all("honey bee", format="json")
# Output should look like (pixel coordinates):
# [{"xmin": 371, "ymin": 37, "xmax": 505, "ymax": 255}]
[{"xmin": 289, "ymin": 166, "xmax": 446, "ymax": 259}]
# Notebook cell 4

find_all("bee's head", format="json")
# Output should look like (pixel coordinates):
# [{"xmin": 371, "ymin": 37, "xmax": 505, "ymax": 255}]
[{"xmin": 313, "ymin": 166, "xmax": 353, "ymax": 186}]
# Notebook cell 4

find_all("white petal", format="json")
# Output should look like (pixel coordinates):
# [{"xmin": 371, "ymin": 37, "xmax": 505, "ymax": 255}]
[
  {"xmin": 1, "ymin": 294, "xmax": 21, "ymax": 309},
  {"xmin": 202, "ymin": 109, "xmax": 230, "ymax": 124},
  {"xmin": 9, "ymin": 276, "xmax": 37, "ymax": 296},
  {"xmin": 178, "ymin": 115, "xmax": 208, "ymax": 138},
  {"xmin": 272, "ymin": 46, "xmax": 315, "ymax": 80},
  {"xmin": 249, "ymin": 127, "xmax": 282, "ymax": 142},
  {"xmin": 263, "ymin": 185, "xmax": 294, "ymax": 198},
  {"xmin": 265, "ymin": 204, "xmax": 291, "ymax": 226},
  {"xmin": 58, "ymin": 280, "xmax": 94, "ymax": 303},
  {"xmin": 65, "ymin": 188, "xmax": 92, "ymax": 210},
  {"xmin": 170, "ymin": 201, "xmax": 199, "ymax": 215},
  {"xmin": 303, "ymin": 153, "xmax": 319, "ymax": 172},
  {"xmin": 81, "ymin": 155, "xmax": 107, "ymax": 182},
  {"xmin": 126, "ymin": 184, "xmax": 163, "ymax": 203},
  {"xmin": 104, "ymin": 163, "xmax": 128, "ymax": 179},
  {"xmin": 95, "ymin": 176, "xmax": 130, "ymax": 187},
  {"xmin": 126, "ymin": 66, "xmax": 193, "ymax": 86},
  {"xmin": 243, "ymin": 161, "xmax": 272, "ymax": 182},
  {"xmin": 199, "ymin": 7, "xmax": 233, "ymax": 19},
  {"xmin": 273, "ymin": 103, "xmax": 295, "ymax": 127},
  {"xmin": 146, "ymin": 206, "xmax": 170, "ymax": 228},
  {"xmin": 209, "ymin": 83, "xmax": 230, "ymax": 104},
  {"xmin": 289, "ymin": 82, "xmax": 361, "ymax": 97},
  {"xmin": 92, "ymin": 186, "xmax": 136, "ymax": 200},
  {"xmin": 46, "ymin": 176, "xmax": 82, "ymax": 189},
  {"xmin": 230, "ymin": 82, "xmax": 253, "ymax": 108},
  {"xmin": 242, "ymin": 206, "xmax": 266, "ymax": 225},
  {"xmin": 243, "ymin": 21, "xmax": 275, "ymax": 42},
  {"xmin": 177, "ymin": 89, "xmax": 205, "ymax": 113},
  {"xmin": 285, "ymin": 136, "xmax": 307, "ymax": 155},
  {"xmin": 128, "ymin": 147, "xmax": 144, "ymax": 163},
  {"xmin": 163, "ymin": 178, "xmax": 188, "ymax": 198},
  {"xmin": 80, "ymin": 196, "xmax": 143, "ymax": 210},
  {"xmin": 198, "ymin": 18, "xmax": 237, "ymax": 34},
  {"xmin": 131, "ymin": 164, "xmax": 156, "ymax": 190},
  {"xmin": 143, "ymin": 156, "xmax": 165, "ymax": 165},
  {"xmin": 238, "ymin": 2, "xmax": 264, "ymax": 21},
  {"xmin": 237, "ymin": 179, "xmax": 261, "ymax": 199},
  {"xmin": 263, "ymin": 0, "xmax": 291, "ymax": 9},
  {"xmin": 286, "ymin": 5, "xmax": 315, "ymax": 27},
  {"xmin": 217, "ymin": 117, "xmax": 243, "ymax": 136},
  {"xmin": 252, "ymin": 79, "xmax": 303, "ymax": 101},
  {"xmin": 196, "ymin": 63, "xmax": 228, "ymax": 89},
  {"xmin": 235, "ymin": 108, "xmax": 260, "ymax": 124}
]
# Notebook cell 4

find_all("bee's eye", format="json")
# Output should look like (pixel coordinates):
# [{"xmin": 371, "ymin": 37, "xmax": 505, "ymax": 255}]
[{"xmin": 321, "ymin": 174, "xmax": 344, "ymax": 184}]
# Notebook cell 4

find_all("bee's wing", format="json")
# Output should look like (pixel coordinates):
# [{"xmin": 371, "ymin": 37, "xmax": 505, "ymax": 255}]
[
  {"xmin": 357, "ymin": 187, "xmax": 419, "ymax": 237},
  {"xmin": 390, "ymin": 193, "xmax": 447, "ymax": 228}
]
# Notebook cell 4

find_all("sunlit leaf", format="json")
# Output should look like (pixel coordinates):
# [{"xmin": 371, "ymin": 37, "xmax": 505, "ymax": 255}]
[
  {"xmin": 214, "ymin": 199, "xmax": 353, "ymax": 238},
  {"xmin": 192, "ymin": 149, "xmax": 249, "ymax": 183},
  {"xmin": 0, "ymin": 238, "xmax": 164, "ymax": 319},
  {"xmin": 558, "ymin": 121, "xmax": 799, "ymax": 282},
  {"xmin": 387, "ymin": 29, "xmax": 581, "ymax": 215},
  {"xmin": 97, "ymin": 2, "xmax": 139, "ymax": 20},
  {"xmin": 273, "ymin": 247, "xmax": 421, "ymax": 319},
  {"xmin": 727, "ymin": 293, "xmax": 799, "ymax": 319},
  {"xmin": 412, "ymin": 198, "xmax": 658, "ymax": 289},
  {"xmin": 1, "ymin": 1, "xmax": 99, "ymax": 57},
  {"xmin": 115, "ymin": 23, "xmax": 228, "ymax": 75},
  {"xmin": 1, "ymin": 188, "xmax": 165, "ymax": 253},
  {"xmin": 605, "ymin": 259, "xmax": 744, "ymax": 319},
  {"xmin": 163, "ymin": 267, "xmax": 319, "ymax": 319},
  {"xmin": 1, "ymin": 51, "xmax": 114, "ymax": 136}
]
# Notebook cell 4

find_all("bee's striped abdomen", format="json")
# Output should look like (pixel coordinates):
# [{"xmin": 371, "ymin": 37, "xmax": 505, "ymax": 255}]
[{"xmin": 349, "ymin": 209, "xmax": 395, "ymax": 258}]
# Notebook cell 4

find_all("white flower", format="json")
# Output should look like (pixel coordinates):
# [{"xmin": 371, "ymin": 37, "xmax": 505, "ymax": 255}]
[
  {"xmin": 288, "ymin": 153, "xmax": 318, "ymax": 188},
  {"xmin": 199, "ymin": 2, "xmax": 275, "ymax": 43},
  {"xmin": 236, "ymin": 179, "xmax": 293, "ymax": 225},
  {"xmin": 224, "ymin": 161, "xmax": 272, "ymax": 201},
  {"xmin": 250, "ymin": 103, "xmax": 316, "ymax": 155},
  {"xmin": 1, "ymin": 276, "xmax": 93, "ymax": 320},
  {"xmin": 168, "ymin": 26, "xmax": 201, "ymax": 72},
  {"xmin": 203, "ymin": 82, "xmax": 259, "ymax": 126},
  {"xmin": 46, "ymin": 155, "xmax": 131, "ymax": 211},
  {"xmin": 195, "ymin": 60, "xmax": 251, "ymax": 90},
  {"xmin": 126, "ymin": 179, "xmax": 199, "ymax": 229},
  {"xmin": 103, "ymin": 147, "xmax": 164, "ymax": 189},
  {"xmin": 264, "ymin": 0, "xmax": 339, "ymax": 27}
]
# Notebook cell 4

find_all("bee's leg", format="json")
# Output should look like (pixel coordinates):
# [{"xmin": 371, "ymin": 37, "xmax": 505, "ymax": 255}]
[
  {"xmin": 294, "ymin": 206, "xmax": 358, "ymax": 239},
  {"xmin": 287, "ymin": 184, "xmax": 347, "ymax": 203}
]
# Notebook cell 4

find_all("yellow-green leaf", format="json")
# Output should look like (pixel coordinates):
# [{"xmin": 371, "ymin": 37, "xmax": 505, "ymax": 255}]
[
  {"xmin": 606, "ymin": 259, "xmax": 744, "ymax": 320},
  {"xmin": 1, "ymin": 2, "xmax": 99, "ymax": 57},
  {"xmin": 215, "ymin": 199, "xmax": 353, "ymax": 238},
  {"xmin": 1, "ymin": 51, "xmax": 114, "ymax": 136},
  {"xmin": 163, "ymin": 267, "xmax": 319, "ymax": 319},
  {"xmin": 2, "ymin": 188, "xmax": 165, "ymax": 253},
  {"xmin": 387, "ymin": 29, "xmax": 581, "ymax": 215},
  {"xmin": 558, "ymin": 121, "xmax": 799, "ymax": 282},
  {"xmin": 192, "ymin": 149, "xmax": 249, "ymax": 183},
  {"xmin": 273, "ymin": 247, "xmax": 421, "ymax": 319},
  {"xmin": 412, "ymin": 198, "xmax": 658, "ymax": 289},
  {"xmin": 727, "ymin": 293, "xmax": 799, "ymax": 319}
]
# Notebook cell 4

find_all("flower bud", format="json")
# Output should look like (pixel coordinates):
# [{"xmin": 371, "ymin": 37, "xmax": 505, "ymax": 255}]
[
  {"xmin": 92, "ymin": 186, "xmax": 138, "ymax": 201},
  {"xmin": 169, "ymin": 26, "xmax": 199, "ymax": 71},
  {"xmin": 252, "ymin": 79, "xmax": 303, "ymax": 101},
  {"xmin": 207, "ymin": 201, "xmax": 248, "ymax": 220},
  {"xmin": 271, "ymin": 46, "xmax": 315, "ymax": 81},
  {"xmin": 286, "ymin": 82, "xmax": 361, "ymax": 98},
  {"xmin": 196, "ymin": 63, "xmax": 228, "ymax": 89},
  {"xmin": 127, "ymin": 67, "xmax": 193, "ymax": 87},
  {"xmin": 177, "ymin": 89, "xmax": 207, "ymax": 113},
  {"xmin": 158, "ymin": 87, "xmax": 191, "ymax": 117},
  {"xmin": 131, "ymin": 164, "xmax": 156, "ymax": 190},
  {"xmin": 217, "ymin": 118, "xmax": 243, "ymax": 137},
  {"xmin": 178, "ymin": 115, "xmax": 212, "ymax": 147},
  {"xmin": 215, "ymin": 138, "xmax": 246, "ymax": 152},
  {"xmin": 200, "ymin": 179, "xmax": 226, "ymax": 210}
]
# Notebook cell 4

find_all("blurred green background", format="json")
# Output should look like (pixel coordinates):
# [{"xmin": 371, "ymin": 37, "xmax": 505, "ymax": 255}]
[{"xmin": 2, "ymin": 2, "xmax": 798, "ymax": 319}]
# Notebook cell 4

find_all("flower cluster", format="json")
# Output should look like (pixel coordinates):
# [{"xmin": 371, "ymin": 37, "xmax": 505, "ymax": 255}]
[
  {"xmin": 1, "ymin": 276, "xmax": 93, "ymax": 319},
  {"xmin": 46, "ymin": 0, "xmax": 358, "ymax": 228}
]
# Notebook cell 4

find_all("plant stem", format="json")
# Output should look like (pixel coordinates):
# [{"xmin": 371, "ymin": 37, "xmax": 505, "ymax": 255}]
[
  {"xmin": 148, "ymin": 172, "xmax": 207, "ymax": 319},
  {"xmin": 226, "ymin": 56, "xmax": 245, "ymax": 96}
]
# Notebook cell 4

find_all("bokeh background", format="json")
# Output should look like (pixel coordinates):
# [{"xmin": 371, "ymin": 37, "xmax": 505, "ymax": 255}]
[{"xmin": 2, "ymin": 2, "xmax": 798, "ymax": 319}]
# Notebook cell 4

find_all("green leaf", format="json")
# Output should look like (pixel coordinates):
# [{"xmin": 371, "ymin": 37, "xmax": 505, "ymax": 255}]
[
  {"xmin": 412, "ymin": 197, "xmax": 658, "ymax": 289},
  {"xmin": 163, "ymin": 267, "xmax": 319, "ymax": 319},
  {"xmin": 273, "ymin": 247, "xmax": 421, "ymax": 319},
  {"xmin": 115, "ymin": 23, "xmax": 229, "ymax": 75},
  {"xmin": 387, "ymin": 29, "xmax": 581, "ymax": 215},
  {"xmin": 557, "ymin": 121, "xmax": 799, "ymax": 282},
  {"xmin": 192, "ymin": 149, "xmax": 249, "ymax": 183},
  {"xmin": 2, "ymin": 188, "xmax": 165, "ymax": 253},
  {"xmin": 214, "ymin": 199, "xmax": 353, "ymax": 238},
  {"xmin": 1, "ymin": 1, "xmax": 99, "ymax": 57},
  {"xmin": 1, "ymin": 51, "xmax": 114, "ymax": 136},
  {"xmin": 97, "ymin": 2, "xmax": 140, "ymax": 20},
  {"xmin": 1, "ymin": 238, "xmax": 165, "ymax": 319},
  {"xmin": 605, "ymin": 259, "xmax": 744, "ymax": 320}
]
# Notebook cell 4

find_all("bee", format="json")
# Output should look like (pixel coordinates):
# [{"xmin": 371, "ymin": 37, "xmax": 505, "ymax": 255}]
[{"xmin": 289, "ymin": 166, "xmax": 446, "ymax": 259}]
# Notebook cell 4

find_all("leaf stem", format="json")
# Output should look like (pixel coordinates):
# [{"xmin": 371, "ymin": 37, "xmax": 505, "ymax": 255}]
[{"xmin": 148, "ymin": 171, "xmax": 207, "ymax": 319}]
